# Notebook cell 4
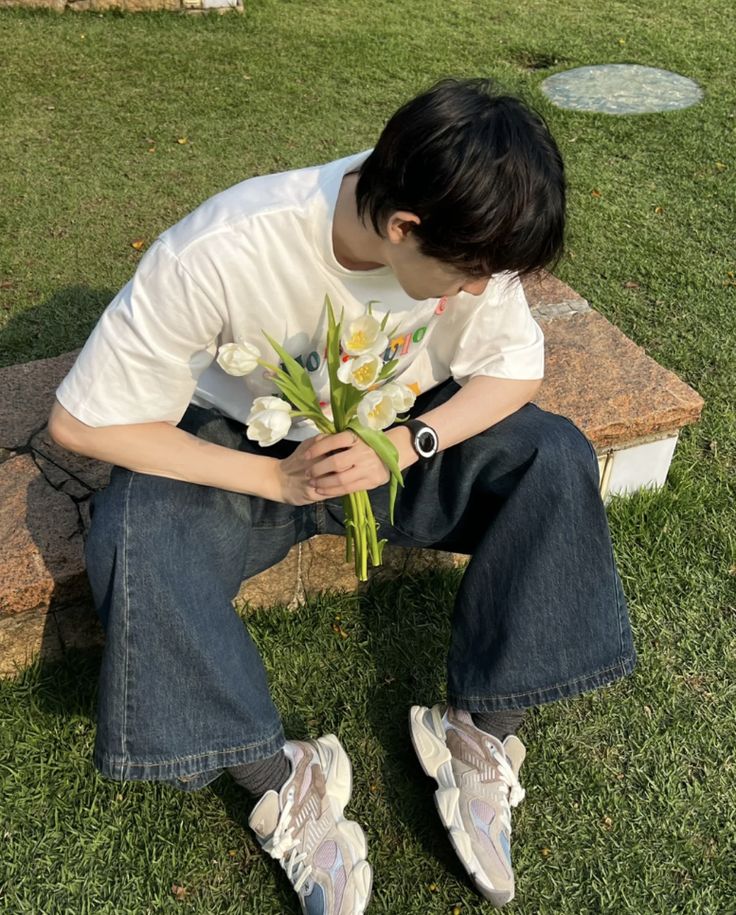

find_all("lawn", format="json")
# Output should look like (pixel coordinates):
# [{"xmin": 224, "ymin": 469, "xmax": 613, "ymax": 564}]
[{"xmin": 1, "ymin": 1, "xmax": 735, "ymax": 912}]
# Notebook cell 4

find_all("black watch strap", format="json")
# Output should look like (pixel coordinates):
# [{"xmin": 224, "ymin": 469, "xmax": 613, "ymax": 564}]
[{"xmin": 404, "ymin": 419, "xmax": 439, "ymax": 459}]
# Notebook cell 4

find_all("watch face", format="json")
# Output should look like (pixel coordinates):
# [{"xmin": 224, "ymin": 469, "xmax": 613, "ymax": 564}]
[{"xmin": 416, "ymin": 428, "xmax": 438, "ymax": 457}]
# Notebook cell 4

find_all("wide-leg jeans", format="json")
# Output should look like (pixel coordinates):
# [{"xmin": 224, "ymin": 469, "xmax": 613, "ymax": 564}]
[{"xmin": 83, "ymin": 378, "xmax": 636, "ymax": 791}]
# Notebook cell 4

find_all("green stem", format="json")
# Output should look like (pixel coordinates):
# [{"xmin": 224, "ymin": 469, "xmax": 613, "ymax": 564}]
[
  {"xmin": 364, "ymin": 493, "xmax": 380, "ymax": 565},
  {"xmin": 351, "ymin": 491, "xmax": 360, "ymax": 579},
  {"xmin": 353, "ymin": 490, "xmax": 367, "ymax": 580},
  {"xmin": 360, "ymin": 492, "xmax": 371, "ymax": 579},
  {"xmin": 288, "ymin": 411, "xmax": 335, "ymax": 432},
  {"xmin": 343, "ymin": 494, "xmax": 354, "ymax": 563}
]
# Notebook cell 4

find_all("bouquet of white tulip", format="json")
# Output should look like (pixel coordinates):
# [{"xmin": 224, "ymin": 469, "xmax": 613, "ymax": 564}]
[{"xmin": 216, "ymin": 295, "xmax": 416, "ymax": 580}]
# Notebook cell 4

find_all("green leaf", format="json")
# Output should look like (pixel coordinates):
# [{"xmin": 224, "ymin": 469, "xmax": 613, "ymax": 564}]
[
  {"xmin": 262, "ymin": 330, "xmax": 322, "ymax": 411},
  {"xmin": 389, "ymin": 473, "xmax": 398, "ymax": 525},
  {"xmin": 340, "ymin": 382, "xmax": 364, "ymax": 418},
  {"xmin": 324, "ymin": 295, "xmax": 346, "ymax": 427},
  {"xmin": 271, "ymin": 374, "xmax": 309, "ymax": 405},
  {"xmin": 273, "ymin": 376, "xmax": 329, "ymax": 425},
  {"xmin": 347, "ymin": 420, "xmax": 404, "ymax": 485}
]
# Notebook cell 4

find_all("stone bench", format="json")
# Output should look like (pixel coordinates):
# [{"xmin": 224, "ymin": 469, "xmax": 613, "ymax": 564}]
[
  {"xmin": 0, "ymin": 273, "xmax": 704, "ymax": 677},
  {"xmin": 0, "ymin": 0, "xmax": 244, "ymax": 15}
]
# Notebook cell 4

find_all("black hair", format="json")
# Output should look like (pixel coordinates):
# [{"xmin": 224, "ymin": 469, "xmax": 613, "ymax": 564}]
[{"xmin": 355, "ymin": 77, "xmax": 566, "ymax": 278}]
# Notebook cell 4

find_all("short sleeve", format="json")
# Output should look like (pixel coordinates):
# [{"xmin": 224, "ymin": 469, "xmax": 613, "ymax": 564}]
[
  {"xmin": 449, "ymin": 273, "xmax": 544, "ymax": 386},
  {"xmin": 55, "ymin": 239, "xmax": 225, "ymax": 427}
]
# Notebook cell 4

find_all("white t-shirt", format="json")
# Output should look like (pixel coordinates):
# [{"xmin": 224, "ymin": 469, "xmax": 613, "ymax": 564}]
[{"xmin": 55, "ymin": 150, "xmax": 544, "ymax": 442}]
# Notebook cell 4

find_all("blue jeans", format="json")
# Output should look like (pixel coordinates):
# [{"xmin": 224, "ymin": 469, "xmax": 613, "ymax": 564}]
[{"xmin": 84, "ymin": 378, "xmax": 636, "ymax": 792}]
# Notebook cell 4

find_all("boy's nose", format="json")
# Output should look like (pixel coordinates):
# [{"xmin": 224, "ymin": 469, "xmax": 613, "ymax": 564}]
[{"xmin": 461, "ymin": 277, "xmax": 491, "ymax": 296}]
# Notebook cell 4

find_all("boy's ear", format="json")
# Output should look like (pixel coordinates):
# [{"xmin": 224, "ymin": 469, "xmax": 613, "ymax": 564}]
[{"xmin": 385, "ymin": 211, "xmax": 421, "ymax": 244}]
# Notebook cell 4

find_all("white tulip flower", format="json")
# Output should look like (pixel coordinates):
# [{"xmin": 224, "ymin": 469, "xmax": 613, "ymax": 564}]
[
  {"xmin": 341, "ymin": 314, "xmax": 389, "ymax": 357},
  {"xmin": 246, "ymin": 396, "xmax": 292, "ymax": 446},
  {"xmin": 356, "ymin": 389, "xmax": 397, "ymax": 431},
  {"xmin": 216, "ymin": 341, "xmax": 261, "ymax": 376},
  {"xmin": 382, "ymin": 381, "xmax": 416, "ymax": 413},
  {"xmin": 337, "ymin": 353, "xmax": 382, "ymax": 390}
]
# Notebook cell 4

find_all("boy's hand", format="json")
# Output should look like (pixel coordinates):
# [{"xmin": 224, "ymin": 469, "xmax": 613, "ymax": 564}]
[
  {"xmin": 273, "ymin": 431, "xmax": 390, "ymax": 505},
  {"xmin": 308, "ymin": 430, "xmax": 391, "ymax": 497}
]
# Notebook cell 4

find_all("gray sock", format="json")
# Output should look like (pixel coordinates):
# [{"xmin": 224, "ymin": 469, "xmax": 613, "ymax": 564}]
[
  {"xmin": 471, "ymin": 709, "xmax": 526, "ymax": 742},
  {"xmin": 228, "ymin": 749, "xmax": 290, "ymax": 798}
]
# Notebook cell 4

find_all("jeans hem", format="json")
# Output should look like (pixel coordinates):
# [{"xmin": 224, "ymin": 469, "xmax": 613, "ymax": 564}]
[
  {"xmin": 447, "ymin": 652, "xmax": 637, "ymax": 712},
  {"xmin": 92, "ymin": 726, "xmax": 285, "ymax": 792}
]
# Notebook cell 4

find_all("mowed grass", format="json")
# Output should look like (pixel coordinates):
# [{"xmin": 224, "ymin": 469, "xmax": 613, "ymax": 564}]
[{"xmin": 1, "ymin": 1, "xmax": 735, "ymax": 912}]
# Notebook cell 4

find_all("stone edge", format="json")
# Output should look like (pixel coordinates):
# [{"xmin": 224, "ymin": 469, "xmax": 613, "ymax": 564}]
[{"xmin": 0, "ymin": 0, "xmax": 243, "ymax": 11}]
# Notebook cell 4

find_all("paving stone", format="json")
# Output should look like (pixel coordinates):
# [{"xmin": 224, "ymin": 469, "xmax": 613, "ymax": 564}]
[
  {"xmin": 235, "ymin": 537, "xmax": 468, "ymax": 611},
  {"xmin": 366, "ymin": 544, "xmax": 468, "ymax": 586},
  {"xmin": 31, "ymin": 451, "xmax": 71, "ymax": 490},
  {"xmin": 31, "ymin": 427, "xmax": 112, "ymax": 492},
  {"xmin": 0, "ymin": 0, "xmax": 65, "ymax": 8},
  {"xmin": 541, "ymin": 64, "xmax": 703, "ymax": 115},
  {"xmin": 0, "ymin": 453, "xmax": 89, "ymax": 617},
  {"xmin": 61, "ymin": 479, "xmax": 95, "ymax": 500},
  {"xmin": 235, "ymin": 546, "xmax": 300, "ymax": 609},
  {"xmin": 125, "ymin": 0, "xmax": 181, "ymax": 7},
  {"xmin": 0, "ymin": 608, "xmax": 63, "ymax": 679},
  {"xmin": 522, "ymin": 272, "xmax": 587, "ymax": 311},
  {"xmin": 534, "ymin": 310, "xmax": 704, "ymax": 449},
  {"xmin": 299, "ymin": 535, "xmax": 359, "ymax": 598},
  {"xmin": 54, "ymin": 604, "xmax": 105, "ymax": 652},
  {"xmin": 79, "ymin": 497, "xmax": 93, "ymax": 535},
  {"xmin": 66, "ymin": 0, "xmax": 181, "ymax": 8},
  {"xmin": 0, "ymin": 349, "xmax": 79, "ymax": 450}
]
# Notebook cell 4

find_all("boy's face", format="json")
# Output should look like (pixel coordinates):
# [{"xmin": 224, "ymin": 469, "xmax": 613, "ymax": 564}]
[{"xmin": 381, "ymin": 212, "xmax": 491, "ymax": 301}]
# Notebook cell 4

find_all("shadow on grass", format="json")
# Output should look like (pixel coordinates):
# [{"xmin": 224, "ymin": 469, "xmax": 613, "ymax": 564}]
[
  {"xmin": 0, "ymin": 284, "xmax": 115, "ymax": 368},
  {"xmin": 353, "ymin": 565, "xmax": 481, "ymax": 886},
  {"xmin": 6, "ymin": 646, "xmax": 102, "ymax": 720}
]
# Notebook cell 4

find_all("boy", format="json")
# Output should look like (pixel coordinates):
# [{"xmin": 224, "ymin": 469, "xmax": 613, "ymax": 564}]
[{"xmin": 49, "ymin": 78, "xmax": 636, "ymax": 913}]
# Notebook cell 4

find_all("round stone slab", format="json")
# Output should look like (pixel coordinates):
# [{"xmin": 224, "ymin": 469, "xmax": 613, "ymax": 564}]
[{"xmin": 541, "ymin": 64, "xmax": 703, "ymax": 114}]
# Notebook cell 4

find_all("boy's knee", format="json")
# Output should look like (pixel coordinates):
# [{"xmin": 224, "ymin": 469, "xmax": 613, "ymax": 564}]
[
  {"xmin": 483, "ymin": 404, "xmax": 599, "ymax": 486},
  {"xmin": 530, "ymin": 410, "xmax": 600, "ymax": 484}
]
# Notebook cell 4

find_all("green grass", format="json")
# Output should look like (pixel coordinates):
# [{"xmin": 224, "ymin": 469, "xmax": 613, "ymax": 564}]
[{"xmin": 1, "ymin": 0, "xmax": 735, "ymax": 912}]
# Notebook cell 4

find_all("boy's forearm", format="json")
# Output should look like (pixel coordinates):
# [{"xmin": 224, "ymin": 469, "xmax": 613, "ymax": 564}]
[
  {"xmin": 386, "ymin": 375, "xmax": 543, "ymax": 471},
  {"xmin": 49, "ymin": 376, "xmax": 540, "ymax": 500},
  {"xmin": 50, "ymin": 417, "xmax": 282, "ymax": 499}
]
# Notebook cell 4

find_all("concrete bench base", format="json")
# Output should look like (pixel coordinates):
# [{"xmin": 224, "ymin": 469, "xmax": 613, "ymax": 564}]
[{"xmin": 0, "ymin": 273, "xmax": 703, "ymax": 678}]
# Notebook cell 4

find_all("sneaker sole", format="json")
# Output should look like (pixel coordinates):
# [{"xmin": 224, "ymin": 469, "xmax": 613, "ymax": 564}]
[
  {"xmin": 409, "ymin": 705, "xmax": 513, "ymax": 907},
  {"xmin": 314, "ymin": 735, "xmax": 373, "ymax": 914}
]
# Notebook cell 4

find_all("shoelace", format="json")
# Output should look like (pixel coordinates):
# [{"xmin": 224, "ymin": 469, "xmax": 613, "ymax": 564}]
[
  {"xmin": 263, "ymin": 787, "xmax": 314, "ymax": 893},
  {"xmin": 483, "ymin": 742, "xmax": 526, "ymax": 833}
]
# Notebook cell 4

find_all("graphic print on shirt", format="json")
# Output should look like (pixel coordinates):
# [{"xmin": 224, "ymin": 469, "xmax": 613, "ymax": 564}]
[{"xmin": 274, "ymin": 294, "xmax": 449, "ymax": 410}]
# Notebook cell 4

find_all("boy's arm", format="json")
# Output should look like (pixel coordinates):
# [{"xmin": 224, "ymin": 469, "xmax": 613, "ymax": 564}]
[
  {"xmin": 48, "ymin": 376, "xmax": 542, "ymax": 502},
  {"xmin": 385, "ymin": 375, "xmax": 543, "ymax": 471},
  {"xmin": 303, "ymin": 376, "xmax": 543, "ymax": 498},
  {"xmin": 48, "ymin": 399, "xmax": 284, "ymax": 499}
]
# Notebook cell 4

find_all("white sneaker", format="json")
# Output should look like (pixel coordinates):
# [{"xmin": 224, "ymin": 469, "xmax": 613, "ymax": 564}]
[
  {"xmin": 248, "ymin": 735, "xmax": 372, "ymax": 914},
  {"xmin": 410, "ymin": 704, "xmax": 526, "ymax": 906}
]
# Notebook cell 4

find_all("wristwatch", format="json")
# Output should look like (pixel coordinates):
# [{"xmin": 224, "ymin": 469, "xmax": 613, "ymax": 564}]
[{"xmin": 404, "ymin": 419, "xmax": 439, "ymax": 460}]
